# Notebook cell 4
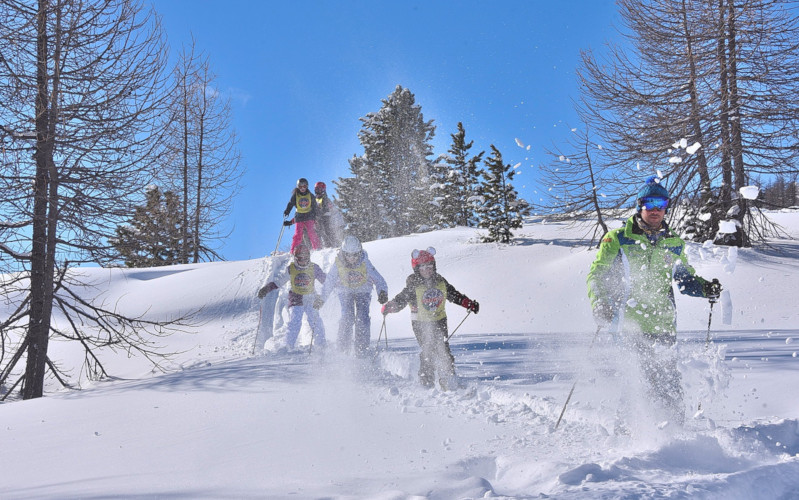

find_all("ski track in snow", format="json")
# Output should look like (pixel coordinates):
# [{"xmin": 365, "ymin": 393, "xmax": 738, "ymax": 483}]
[
  {"xmin": 169, "ymin": 322, "xmax": 799, "ymax": 499},
  {"xmin": 4, "ymin": 215, "xmax": 799, "ymax": 498}
]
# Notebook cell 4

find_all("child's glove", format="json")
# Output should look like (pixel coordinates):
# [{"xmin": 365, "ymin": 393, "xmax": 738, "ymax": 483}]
[
  {"xmin": 461, "ymin": 297, "xmax": 479, "ymax": 314},
  {"xmin": 703, "ymin": 278, "xmax": 722, "ymax": 301},
  {"xmin": 257, "ymin": 282, "xmax": 278, "ymax": 298},
  {"xmin": 283, "ymin": 219, "xmax": 294, "ymax": 226},
  {"xmin": 381, "ymin": 301, "xmax": 398, "ymax": 315},
  {"xmin": 283, "ymin": 208, "xmax": 291, "ymax": 217},
  {"xmin": 377, "ymin": 290, "xmax": 388, "ymax": 304},
  {"xmin": 313, "ymin": 296, "xmax": 324, "ymax": 309}
]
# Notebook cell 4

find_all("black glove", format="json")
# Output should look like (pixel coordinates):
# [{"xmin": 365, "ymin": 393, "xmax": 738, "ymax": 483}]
[
  {"xmin": 258, "ymin": 282, "xmax": 278, "ymax": 298},
  {"xmin": 283, "ymin": 208, "xmax": 291, "ymax": 217},
  {"xmin": 377, "ymin": 290, "xmax": 388, "ymax": 304},
  {"xmin": 313, "ymin": 296, "xmax": 324, "ymax": 310},
  {"xmin": 592, "ymin": 303, "xmax": 615, "ymax": 327},
  {"xmin": 704, "ymin": 278, "xmax": 722, "ymax": 301},
  {"xmin": 283, "ymin": 220, "xmax": 294, "ymax": 226}
]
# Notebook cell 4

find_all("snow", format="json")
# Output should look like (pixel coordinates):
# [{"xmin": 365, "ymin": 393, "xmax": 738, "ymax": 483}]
[
  {"xmin": 718, "ymin": 220, "xmax": 739, "ymax": 234},
  {"xmin": 2, "ymin": 212, "xmax": 799, "ymax": 499},
  {"xmin": 740, "ymin": 185, "xmax": 761, "ymax": 200}
]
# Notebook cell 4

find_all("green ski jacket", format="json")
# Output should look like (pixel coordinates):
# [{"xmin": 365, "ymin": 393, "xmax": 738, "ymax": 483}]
[{"xmin": 587, "ymin": 215, "xmax": 710, "ymax": 337}]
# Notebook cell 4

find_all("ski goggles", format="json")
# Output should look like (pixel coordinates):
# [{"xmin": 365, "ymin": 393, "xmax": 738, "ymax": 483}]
[{"xmin": 639, "ymin": 197, "xmax": 669, "ymax": 211}]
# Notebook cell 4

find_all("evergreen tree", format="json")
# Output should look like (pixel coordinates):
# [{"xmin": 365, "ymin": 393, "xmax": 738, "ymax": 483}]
[
  {"xmin": 431, "ymin": 122, "xmax": 484, "ymax": 228},
  {"xmin": 334, "ymin": 154, "xmax": 382, "ymax": 240},
  {"xmin": 112, "ymin": 186, "xmax": 192, "ymax": 267},
  {"xmin": 476, "ymin": 145, "xmax": 532, "ymax": 244},
  {"xmin": 336, "ymin": 85, "xmax": 436, "ymax": 240}
]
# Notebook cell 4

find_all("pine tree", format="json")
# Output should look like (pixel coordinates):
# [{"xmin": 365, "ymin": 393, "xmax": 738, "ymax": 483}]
[
  {"xmin": 476, "ymin": 145, "xmax": 532, "ymax": 244},
  {"xmin": 336, "ymin": 85, "xmax": 436, "ymax": 240},
  {"xmin": 445, "ymin": 122, "xmax": 484, "ymax": 227},
  {"xmin": 334, "ymin": 154, "xmax": 383, "ymax": 240},
  {"xmin": 112, "ymin": 186, "xmax": 192, "ymax": 267}
]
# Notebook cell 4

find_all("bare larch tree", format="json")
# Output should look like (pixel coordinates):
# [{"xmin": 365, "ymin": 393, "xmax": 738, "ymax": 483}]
[
  {"xmin": 0, "ymin": 0, "xmax": 188, "ymax": 399},
  {"xmin": 162, "ymin": 39, "xmax": 243, "ymax": 264}
]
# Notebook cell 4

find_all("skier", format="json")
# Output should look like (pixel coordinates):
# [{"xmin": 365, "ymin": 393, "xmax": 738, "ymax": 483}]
[
  {"xmin": 283, "ymin": 178, "xmax": 321, "ymax": 252},
  {"xmin": 587, "ymin": 176, "xmax": 722, "ymax": 424},
  {"xmin": 316, "ymin": 235, "xmax": 389, "ymax": 356},
  {"xmin": 313, "ymin": 181, "xmax": 345, "ymax": 248},
  {"xmin": 257, "ymin": 244, "xmax": 327, "ymax": 350},
  {"xmin": 381, "ymin": 247, "xmax": 479, "ymax": 390}
]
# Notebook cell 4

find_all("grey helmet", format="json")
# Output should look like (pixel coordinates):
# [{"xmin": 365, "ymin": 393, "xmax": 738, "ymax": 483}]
[{"xmin": 341, "ymin": 235, "xmax": 362, "ymax": 254}]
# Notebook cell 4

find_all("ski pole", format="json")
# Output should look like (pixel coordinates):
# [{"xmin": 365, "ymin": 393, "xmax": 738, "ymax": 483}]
[
  {"xmin": 252, "ymin": 303, "xmax": 263, "ymax": 355},
  {"xmin": 377, "ymin": 316, "xmax": 388, "ymax": 350},
  {"xmin": 446, "ymin": 311, "xmax": 471, "ymax": 341},
  {"xmin": 704, "ymin": 299, "xmax": 716, "ymax": 348},
  {"xmin": 555, "ymin": 325, "xmax": 602, "ymax": 430},
  {"xmin": 697, "ymin": 298, "xmax": 718, "ymax": 412},
  {"xmin": 273, "ymin": 216, "xmax": 287, "ymax": 255}
]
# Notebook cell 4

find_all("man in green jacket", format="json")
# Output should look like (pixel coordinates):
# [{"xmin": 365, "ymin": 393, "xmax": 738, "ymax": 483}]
[{"xmin": 587, "ymin": 176, "xmax": 721, "ymax": 424}]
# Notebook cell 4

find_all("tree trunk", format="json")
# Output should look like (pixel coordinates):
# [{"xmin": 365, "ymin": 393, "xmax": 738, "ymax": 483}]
[{"xmin": 24, "ymin": 0, "xmax": 56, "ymax": 399}]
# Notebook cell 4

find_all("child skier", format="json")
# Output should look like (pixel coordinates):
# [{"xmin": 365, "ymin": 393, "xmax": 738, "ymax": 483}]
[
  {"xmin": 313, "ymin": 181, "xmax": 345, "ymax": 248},
  {"xmin": 283, "ymin": 177, "xmax": 321, "ymax": 252},
  {"xmin": 316, "ymin": 235, "xmax": 389, "ymax": 356},
  {"xmin": 257, "ymin": 244, "xmax": 327, "ymax": 350},
  {"xmin": 381, "ymin": 247, "xmax": 479, "ymax": 390}
]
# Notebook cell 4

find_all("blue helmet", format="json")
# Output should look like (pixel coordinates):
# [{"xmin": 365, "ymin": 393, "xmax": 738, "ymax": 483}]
[{"xmin": 637, "ymin": 176, "xmax": 670, "ymax": 211}]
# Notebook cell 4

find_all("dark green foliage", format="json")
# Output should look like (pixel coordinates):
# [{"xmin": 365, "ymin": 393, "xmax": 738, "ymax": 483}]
[
  {"xmin": 476, "ymin": 145, "xmax": 532, "ymax": 243},
  {"xmin": 430, "ymin": 122, "xmax": 484, "ymax": 228},
  {"xmin": 335, "ymin": 85, "xmax": 436, "ymax": 241},
  {"xmin": 112, "ymin": 186, "xmax": 193, "ymax": 267}
]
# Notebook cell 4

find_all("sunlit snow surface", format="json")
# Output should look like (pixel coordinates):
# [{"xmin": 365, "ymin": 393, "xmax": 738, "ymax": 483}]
[{"xmin": 2, "ymin": 211, "xmax": 799, "ymax": 499}]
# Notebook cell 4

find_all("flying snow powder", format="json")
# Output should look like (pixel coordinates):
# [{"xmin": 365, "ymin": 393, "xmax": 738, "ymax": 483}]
[{"xmin": 739, "ymin": 185, "xmax": 760, "ymax": 200}]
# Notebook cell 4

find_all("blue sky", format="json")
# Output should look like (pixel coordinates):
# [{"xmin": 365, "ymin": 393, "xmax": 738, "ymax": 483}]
[{"xmin": 150, "ymin": 0, "xmax": 621, "ymax": 260}]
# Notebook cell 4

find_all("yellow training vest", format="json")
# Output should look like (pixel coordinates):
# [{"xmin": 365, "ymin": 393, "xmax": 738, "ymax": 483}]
[
  {"xmin": 415, "ymin": 281, "xmax": 447, "ymax": 321},
  {"xmin": 336, "ymin": 256, "xmax": 368, "ymax": 289},
  {"xmin": 295, "ymin": 192, "xmax": 313, "ymax": 214},
  {"xmin": 289, "ymin": 263, "xmax": 315, "ymax": 295}
]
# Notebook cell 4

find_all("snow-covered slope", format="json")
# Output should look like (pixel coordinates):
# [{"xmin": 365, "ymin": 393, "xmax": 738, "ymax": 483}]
[{"xmin": 2, "ymin": 213, "xmax": 799, "ymax": 499}]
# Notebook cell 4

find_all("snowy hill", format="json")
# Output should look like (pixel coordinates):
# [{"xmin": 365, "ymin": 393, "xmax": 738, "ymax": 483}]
[{"xmin": 2, "ymin": 213, "xmax": 799, "ymax": 499}]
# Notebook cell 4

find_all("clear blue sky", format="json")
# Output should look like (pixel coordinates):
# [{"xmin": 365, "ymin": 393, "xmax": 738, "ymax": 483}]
[{"xmin": 149, "ymin": 0, "xmax": 621, "ymax": 260}]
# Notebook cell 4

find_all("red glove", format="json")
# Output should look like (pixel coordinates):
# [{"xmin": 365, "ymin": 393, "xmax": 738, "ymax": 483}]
[
  {"xmin": 461, "ymin": 297, "xmax": 479, "ymax": 314},
  {"xmin": 381, "ymin": 301, "xmax": 397, "ymax": 315}
]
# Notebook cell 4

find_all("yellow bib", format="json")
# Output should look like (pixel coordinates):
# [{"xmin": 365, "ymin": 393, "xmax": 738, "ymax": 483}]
[
  {"xmin": 336, "ymin": 256, "xmax": 368, "ymax": 289},
  {"xmin": 295, "ymin": 192, "xmax": 313, "ymax": 214},
  {"xmin": 414, "ymin": 281, "xmax": 447, "ymax": 321},
  {"xmin": 289, "ymin": 263, "xmax": 315, "ymax": 295}
]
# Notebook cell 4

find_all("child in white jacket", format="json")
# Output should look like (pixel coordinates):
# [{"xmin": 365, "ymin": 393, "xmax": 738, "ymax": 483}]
[
  {"xmin": 258, "ymin": 244, "xmax": 326, "ymax": 350},
  {"xmin": 317, "ymin": 236, "xmax": 388, "ymax": 356}
]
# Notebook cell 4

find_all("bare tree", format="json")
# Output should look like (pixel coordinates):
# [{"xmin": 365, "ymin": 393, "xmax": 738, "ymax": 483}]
[
  {"xmin": 0, "ymin": 0, "xmax": 188, "ymax": 399},
  {"xmin": 576, "ymin": 0, "xmax": 799, "ymax": 246},
  {"xmin": 162, "ymin": 39, "xmax": 243, "ymax": 263},
  {"xmin": 538, "ymin": 125, "xmax": 621, "ymax": 247}
]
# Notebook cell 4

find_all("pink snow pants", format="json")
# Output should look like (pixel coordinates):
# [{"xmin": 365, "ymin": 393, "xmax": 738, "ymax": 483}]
[{"xmin": 290, "ymin": 220, "xmax": 321, "ymax": 252}]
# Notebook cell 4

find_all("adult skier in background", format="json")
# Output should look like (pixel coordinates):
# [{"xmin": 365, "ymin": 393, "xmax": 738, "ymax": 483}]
[
  {"xmin": 283, "ymin": 178, "xmax": 321, "ymax": 252},
  {"xmin": 316, "ymin": 235, "xmax": 388, "ymax": 356},
  {"xmin": 382, "ymin": 247, "xmax": 479, "ymax": 390},
  {"xmin": 313, "ymin": 181, "xmax": 345, "ymax": 248},
  {"xmin": 257, "ymin": 244, "xmax": 327, "ymax": 350},
  {"xmin": 587, "ymin": 176, "xmax": 722, "ymax": 424}
]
